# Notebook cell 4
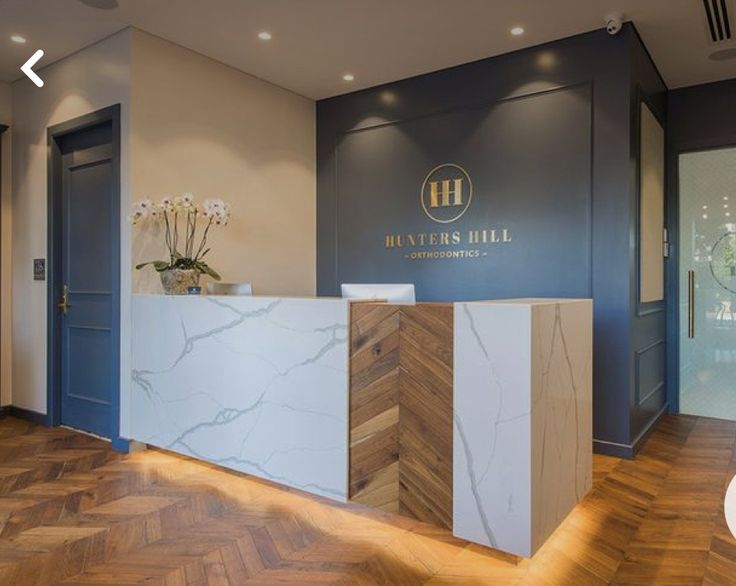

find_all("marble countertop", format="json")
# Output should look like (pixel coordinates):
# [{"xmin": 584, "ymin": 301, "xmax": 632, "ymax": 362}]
[
  {"xmin": 132, "ymin": 293, "xmax": 345, "ymax": 302},
  {"xmin": 462, "ymin": 298, "xmax": 591, "ymax": 306},
  {"xmin": 133, "ymin": 294, "xmax": 592, "ymax": 307}
]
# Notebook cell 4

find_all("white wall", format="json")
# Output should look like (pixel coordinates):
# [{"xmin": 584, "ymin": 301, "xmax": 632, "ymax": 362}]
[
  {"xmin": 0, "ymin": 82, "xmax": 11, "ymax": 406},
  {"xmin": 9, "ymin": 27, "xmax": 317, "ymax": 437},
  {"xmin": 130, "ymin": 30, "xmax": 316, "ymax": 297},
  {"xmin": 11, "ymin": 30, "xmax": 132, "ymax": 414}
]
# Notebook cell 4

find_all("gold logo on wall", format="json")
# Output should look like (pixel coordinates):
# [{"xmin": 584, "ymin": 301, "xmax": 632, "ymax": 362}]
[
  {"xmin": 383, "ymin": 162, "xmax": 512, "ymax": 261},
  {"xmin": 420, "ymin": 163, "xmax": 473, "ymax": 224}
]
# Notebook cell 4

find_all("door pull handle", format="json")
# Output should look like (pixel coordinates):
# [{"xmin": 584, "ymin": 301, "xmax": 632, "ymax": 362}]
[{"xmin": 687, "ymin": 270, "xmax": 695, "ymax": 339}]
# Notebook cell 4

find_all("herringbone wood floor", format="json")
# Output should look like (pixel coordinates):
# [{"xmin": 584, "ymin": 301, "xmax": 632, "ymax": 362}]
[{"xmin": 0, "ymin": 414, "xmax": 733, "ymax": 585}]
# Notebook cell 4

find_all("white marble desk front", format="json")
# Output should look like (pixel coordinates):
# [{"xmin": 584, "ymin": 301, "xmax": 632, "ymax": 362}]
[{"xmin": 130, "ymin": 294, "xmax": 350, "ymax": 501}]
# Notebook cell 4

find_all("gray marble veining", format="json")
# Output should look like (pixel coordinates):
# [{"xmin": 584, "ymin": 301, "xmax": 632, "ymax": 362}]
[
  {"xmin": 453, "ymin": 298, "xmax": 592, "ymax": 558},
  {"xmin": 130, "ymin": 294, "xmax": 350, "ymax": 501}
]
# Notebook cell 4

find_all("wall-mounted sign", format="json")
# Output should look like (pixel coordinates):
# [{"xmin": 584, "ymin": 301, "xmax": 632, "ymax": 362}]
[
  {"xmin": 385, "ymin": 163, "xmax": 511, "ymax": 261},
  {"xmin": 421, "ymin": 163, "xmax": 473, "ymax": 224},
  {"xmin": 332, "ymin": 84, "xmax": 592, "ymax": 301},
  {"xmin": 33, "ymin": 258, "xmax": 46, "ymax": 281}
]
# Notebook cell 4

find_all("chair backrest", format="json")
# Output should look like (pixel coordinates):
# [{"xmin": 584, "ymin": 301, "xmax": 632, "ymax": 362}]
[
  {"xmin": 340, "ymin": 283, "xmax": 416, "ymax": 304},
  {"xmin": 205, "ymin": 282, "xmax": 253, "ymax": 296}
]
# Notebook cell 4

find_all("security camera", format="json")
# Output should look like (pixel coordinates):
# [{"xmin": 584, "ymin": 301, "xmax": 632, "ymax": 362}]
[{"xmin": 605, "ymin": 13, "xmax": 623, "ymax": 35}]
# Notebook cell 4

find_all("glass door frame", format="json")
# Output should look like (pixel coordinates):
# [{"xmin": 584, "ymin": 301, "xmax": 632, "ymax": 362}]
[{"xmin": 667, "ymin": 133, "xmax": 736, "ymax": 414}]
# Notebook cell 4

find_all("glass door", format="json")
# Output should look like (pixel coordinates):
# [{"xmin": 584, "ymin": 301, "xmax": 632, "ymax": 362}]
[{"xmin": 679, "ymin": 147, "xmax": 736, "ymax": 420}]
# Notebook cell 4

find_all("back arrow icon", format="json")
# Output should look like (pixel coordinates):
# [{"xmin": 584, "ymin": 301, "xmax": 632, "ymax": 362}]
[{"xmin": 21, "ymin": 50, "xmax": 44, "ymax": 87}]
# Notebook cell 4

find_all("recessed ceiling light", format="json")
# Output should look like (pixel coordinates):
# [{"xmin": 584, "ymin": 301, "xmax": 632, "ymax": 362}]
[
  {"xmin": 709, "ymin": 47, "xmax": 736, "ymax": 61},
  {"xmin": 258, "ymin": 31, "xmax": 272, "ymax": 41},
  {"xmin": 10, "ymin": 34, "xmax": 26, "ymax": 44},
  {"xmin": 343, "ymin": 73, "xmax": 355, "ymax": 82},
  {"xmin": 511, "ymin": 26, "xmax": 525, "ymax": 36}
]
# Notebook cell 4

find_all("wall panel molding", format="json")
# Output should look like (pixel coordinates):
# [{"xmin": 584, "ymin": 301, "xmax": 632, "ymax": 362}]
[
  {"xmin": 331, "ymin": 83, "xmax": 593, "ymax": 302},
  {"xmin": 635, "ymin": 338, "xmax": 666, "ymax": 407}
]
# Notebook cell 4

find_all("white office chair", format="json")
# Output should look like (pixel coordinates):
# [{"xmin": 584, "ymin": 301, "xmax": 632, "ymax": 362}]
[
  {"xmin": 205, "ymin": 282, "xmax": 253, "ymax": 296},
  {"xmin": 340, "ymin": 283, "xmax": 415, "ymax": 304}
]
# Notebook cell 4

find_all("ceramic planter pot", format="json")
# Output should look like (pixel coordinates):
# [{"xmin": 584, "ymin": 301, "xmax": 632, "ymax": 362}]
[{"xmin": 160, "ymin": 268, "xmax": 200, "ymax": 295}]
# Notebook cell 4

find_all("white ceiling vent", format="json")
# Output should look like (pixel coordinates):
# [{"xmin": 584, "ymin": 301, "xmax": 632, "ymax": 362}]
[{"xmin": 703, "ymin": 0, "xmax": 733, "ymax": 43}]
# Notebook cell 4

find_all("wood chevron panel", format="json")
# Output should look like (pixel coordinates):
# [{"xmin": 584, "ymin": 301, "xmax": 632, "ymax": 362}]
[
  {"xmin": 0, "ymin": 415, "xmax": 732, "ymax": 584},
  {"xmin": 349, "ymin": 303, "xmax": 400, "ymax": 512},
  {"xmin": 349, "ymin": 303, "xmax": 453, "ymax": 529},
  {"xmin": 398, "ymin": 304, "xmax": 453, "ymax": 529}
]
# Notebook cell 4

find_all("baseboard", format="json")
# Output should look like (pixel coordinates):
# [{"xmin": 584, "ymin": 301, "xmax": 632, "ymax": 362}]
[
  {"xmin": 593, "ymin": 404, "xmax": 668, "ymax": 459},
  {"xmin": 4, "ymin": 406, "xmax": 135, "ymax": 453},
  {"xmin": 593, "ymin": 438, "xmax": 634, "ymax": 458},
  {"xmin": 111, "ymin": 436, "xmax": 131, "ymax": 453},
  {"xmin": 7, "ymin": 406, "xmax": 51, "ymax": 426},
  {"xmin": 631, "ymin": 404, "xmax": 668, "ymax": 454}
]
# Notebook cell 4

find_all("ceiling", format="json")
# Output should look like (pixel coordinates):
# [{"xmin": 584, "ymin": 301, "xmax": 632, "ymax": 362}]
[{"xmin": 0, "ymin": 0, "xmax": 734, "ymax": 99}]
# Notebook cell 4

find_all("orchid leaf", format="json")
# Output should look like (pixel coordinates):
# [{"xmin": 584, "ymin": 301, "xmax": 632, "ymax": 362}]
[
  {"xmin": 135, "ymin": 260, "xmax": 170, "ymax": 272},
  {"xmin": 195, "ymin": 261, "xmax": 221, "ymax": 280}
]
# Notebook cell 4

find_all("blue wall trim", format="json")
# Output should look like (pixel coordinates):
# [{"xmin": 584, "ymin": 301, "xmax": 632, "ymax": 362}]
[
  {"xmin": 593, "ymin": 403, "xmax": 667, "ymax": 458},
  {"xmin": 635, "ymin": 338, "xmax": 666, "ymax": 407}
]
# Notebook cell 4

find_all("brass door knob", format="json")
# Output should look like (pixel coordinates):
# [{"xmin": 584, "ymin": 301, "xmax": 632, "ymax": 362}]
[{"xmin": 58, "ymin": 284, "xmax": 71, "ymax": 315}]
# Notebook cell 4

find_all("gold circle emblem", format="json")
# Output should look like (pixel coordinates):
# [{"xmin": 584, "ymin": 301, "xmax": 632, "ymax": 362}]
[{"xmin": 420, "ymin": 163, "xmax": 473, "ymax": 224}]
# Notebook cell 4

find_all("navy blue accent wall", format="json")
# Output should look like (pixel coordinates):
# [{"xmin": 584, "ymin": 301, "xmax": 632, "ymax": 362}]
[
  {"xmin": 669, "ymin": 79, "xmax": 736, "ymax": 149},
  {"xmin": 628, "ymin": 31, "xmax": 668, "ymax": 449},
  {"xmin": 333, "ymin": 84, "xmax": 592, "ymax": 301},
  {"xmin": 317, "ymin": 25, "xmax": 666, "ymax": 456},
  {"xmin": 666, "ymin": 79, "xmax": 736, "ymax": 414}
]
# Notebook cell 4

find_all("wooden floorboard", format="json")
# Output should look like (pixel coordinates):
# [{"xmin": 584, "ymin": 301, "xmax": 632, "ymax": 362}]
[{"xmin": 0, "ymin": 414, "xmax": 733, "ymax": 584}]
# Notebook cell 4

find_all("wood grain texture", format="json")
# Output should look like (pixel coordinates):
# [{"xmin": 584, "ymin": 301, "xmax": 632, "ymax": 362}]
[
  {"xmin": 349, "ymin": 303, "xmax": 401, "ymax": 513},
  {"xmin": 398, "ymin": 304, "xmax": 453, "ymax": 529},
  {"xmin": 0, "ymin": 415, "xmax": 733, "ymax": 584},
  {"xmin": 349, "ymin": 303, "xmax": 453, "ymax": 528}
]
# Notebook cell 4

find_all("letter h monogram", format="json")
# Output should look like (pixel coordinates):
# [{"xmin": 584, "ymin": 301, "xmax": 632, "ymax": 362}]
[{"xmin": 429, "ymin": 178, "xmax": 463, "ymax": 208}]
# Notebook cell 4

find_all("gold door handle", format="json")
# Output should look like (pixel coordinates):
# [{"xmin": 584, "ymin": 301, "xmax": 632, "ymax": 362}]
[
  {"xmin": 58, "ymin": 285, "xmax": 71, "ymax": 315},
  {"xmin": 687, "ymin": 270, "xmax": 695, "ymax": 338}
]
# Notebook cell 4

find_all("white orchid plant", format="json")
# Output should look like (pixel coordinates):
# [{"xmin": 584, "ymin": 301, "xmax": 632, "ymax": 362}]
[{"xmin": 130, "ymin": 193, "xmax": 230, "ymax": 280}]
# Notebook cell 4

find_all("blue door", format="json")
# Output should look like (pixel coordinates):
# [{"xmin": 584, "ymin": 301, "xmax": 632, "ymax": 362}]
[{"xmin": 58, "ymin": 122, "xmax": 117, "ymax": 438}]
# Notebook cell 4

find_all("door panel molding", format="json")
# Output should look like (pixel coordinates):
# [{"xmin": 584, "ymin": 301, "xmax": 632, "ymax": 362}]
[{"xmin": 47, "ymin": 104, "xmax": 122, "ymax": 447}]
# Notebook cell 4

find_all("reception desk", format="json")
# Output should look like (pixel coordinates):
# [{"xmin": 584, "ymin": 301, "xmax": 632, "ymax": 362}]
[{"xmin": 131, "ymin": 294, "xmax": 592, "ymax": 558}]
